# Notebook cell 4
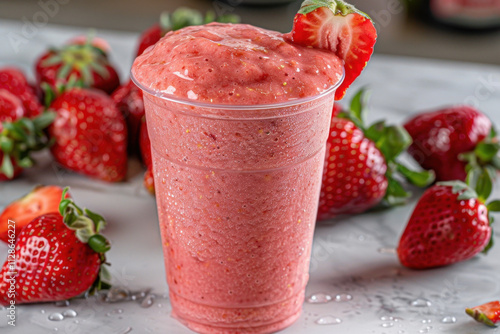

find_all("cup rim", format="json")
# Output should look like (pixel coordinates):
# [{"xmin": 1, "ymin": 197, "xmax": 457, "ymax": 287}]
[{"xmin": 130, "ymin": 68, "xmax": 344, "ymax": 110}]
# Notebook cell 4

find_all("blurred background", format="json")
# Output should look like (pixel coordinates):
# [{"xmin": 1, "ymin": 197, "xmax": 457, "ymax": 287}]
[{"xmin": 0, "ymin": 0, "xmax": 499, "ymax": 65}]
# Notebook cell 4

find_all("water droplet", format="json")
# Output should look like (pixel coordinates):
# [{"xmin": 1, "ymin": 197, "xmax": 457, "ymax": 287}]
[
  {"xmin": 118, "ymin": 327, "xmax": 133, "ymax": 334},
  {"xmin": 106, "ymin": 308, "xmax": 124, "ymax": 317},
  {"xmin": 380, "ymin": 316, "xmax": 394, "ymax": 321},
  {"xmin": 40, "ymin": 309, "xmax": 46, "ymax": 314},
  {"xmin": 54, "ymin": 328, "xmax": 58, "ymax": 332},
  {"xmin": 141, "ymin": 293, "xmax": 156, "ymax": 308},
  {"xmin": 63, "ymin": 309, "xmax": 77, "ymax": 318},
  {"xmin": 48, "ymin": 313, "xmax": 64, "ymax": 321},
  {"xmin": 378, "ymin": 247, "xmax": 397, "ymax": 254},
  {"xmin": 315, "ymin": 316, "xmax": 342, "ymax": 325},
  {"xmin": 419, "ymin": 326, "xmax": 433, "ymax": 333},
  {"xmin": 157, "ymin": 303, "xmax": 163, "ymax": 308},
  {"xmin": 381, "ymin": 322, "xmax": 394, "ymax": 328},
  {"xmin": 105, "ymin": 287, "xmax": 130, "ymax": 303},
  {"xmin": 398, "ymin": 330, "xmax": 405, "ymax": 334},
  {"xmin": 74, "ymin": 320, "xmax": 80, "ymax": 324},
  {"xmin": 422, "ymin": 319, "xmax": 431, "ymax": 324},
  {"xmin": 334, "ymin": 294, "xmax": 353, "ymax": 302},
  {"xmin": 441, "ymin": 316, "xmax": 457, "ymax": 324},
  {"xmin": 307, "ymin": 293, "xmax": 332, "ymax": 304},
  {"xmin": 54, "ymin": 300, "xmax": 70, "ymax": 307},
  {"xmin": 410, "ymin": 298, "xmax": 432, "ymax": 307},
  {"xmin": 131, "ymin": 289, "xmax": 151, "ymax": 301}
]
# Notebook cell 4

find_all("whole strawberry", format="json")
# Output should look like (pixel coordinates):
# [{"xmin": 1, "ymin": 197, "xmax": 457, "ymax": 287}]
[
  {"xmin": 139, "ymin": 117, "xmax": 154, "ymax": 195},
  {"xmin": 397, "ymin": 173, "xmax": 500, "ymax": 269},
  {"xmin": 0, "ymin": 90, "xmax": 54, "ymax": 181},
  {"xmin": 318, "ymin": 89, "xmax": 434, "ymax": 219},
  {"xmin": 287, "ymin": 0, "xmax": 377, "ymax": 100},
  {"xmin": 467, "ymin": 301, "xmax": 500, "ymax": 327},
  {"xmin": 48, "ymin": 88, "xmax": 127, "ymax": 182},
  {"xmin": 0, "ymin": 186, "xmax": 70, "ymax": 243},
  {"xmin": 0, "ymin": 188, "xmax": 111, "ymax": 305},
  {"xmin": 0, "ymin": 67, "xmax": 43, "ymax": 117},
  {"xmin": 35, "ymin": 36, "xmax": 120, "ymax": 95},
  {"xmin": 111, "ymin": 80, "xmax": 144, "ymax": 153},
  {"xmin": 136, "ymin": 8, "xmax": 240, "ymax": 56},
  {"xmin": 404, "ymin": 106, "xmax": 495, "ymax": 182}
]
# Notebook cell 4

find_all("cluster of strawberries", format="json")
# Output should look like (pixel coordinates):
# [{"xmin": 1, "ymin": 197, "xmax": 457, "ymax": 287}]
[
  {"xmin": 0, "ymin": 8, "xmax": 239, "ymax": 193},
  {"xmin": 319, "ymin": 93, "xmax": 500, "ymax": 270}
]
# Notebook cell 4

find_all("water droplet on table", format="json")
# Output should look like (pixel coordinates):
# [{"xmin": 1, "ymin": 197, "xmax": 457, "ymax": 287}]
[
  {"xmin": 141, "ymin": 293, "xmax": 156, "ymax": 308},
  {"xmin": 118, "ymin": 327, "xmax": 133, "ymax": 334},
  {"xmin": 107, "ymin": 308, "xmax": 124, "ymax": 316},
  {"xmin": 315, "ymin": 316, "xmax": 342, "ymax": 325},
  {"xmin": 307, "ymin": 293, "xmax": 332, "ymax": 304},
  {"xmin": 63, "ymin": 309, "xmax": 77, "ymax": 318},
  {"xmin": 334, "ymin": 293, "xmax": 353, "ymax": 302},
  {"xmin": 410, "ymin": 298, "xmax": 432, "ymax": 307},
  {"xmin": 380, "ymin": 316, "xmax": 394, "ymax": 321},
  {"xmin": 48, "ymin": 313, "xmax": 64, "ymax": 321},
  {"xmin": 422, "ymin": 319, "xmax": 431, "ymax": 324},
  {"xmin": 441, "ymin": 316, "xmax": 457, "ymax": 324},
  {"xmin": 419, "ymin": 326, "xmax": 433, "ymax": 333},
  {"xmin": 381, "ymin": 322, "xmax": 394, "ymax": 328},
  {"xmin": 54, "ymin": 300, "xmax": 70, "ymax": 307},
  {"xmin": 105, "ymin": 287, "xmax": 130, "ymax": 303}
]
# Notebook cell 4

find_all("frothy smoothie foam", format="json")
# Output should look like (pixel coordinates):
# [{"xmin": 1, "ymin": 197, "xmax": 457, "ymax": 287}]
[{"xmin": 132, "ymin": 1, "xmax": 376, "ymax": 333}]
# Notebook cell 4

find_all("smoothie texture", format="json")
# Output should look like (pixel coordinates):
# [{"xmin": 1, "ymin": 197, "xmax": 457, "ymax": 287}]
[
  {"xmin": 132, "ymin": 23, "xmax": 344, "ymax": 334},
  {"xmin": 132, "ymin": 23, "xmax": 343, "ymax": 105}
]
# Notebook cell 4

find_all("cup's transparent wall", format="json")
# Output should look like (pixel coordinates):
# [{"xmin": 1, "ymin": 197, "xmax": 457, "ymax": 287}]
[{"xmin": 143, "ymin": 91, "xmax": 336, "ymax": 334}]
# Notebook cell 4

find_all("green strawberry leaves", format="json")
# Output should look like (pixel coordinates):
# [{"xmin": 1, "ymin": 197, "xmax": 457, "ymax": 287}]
[
  {"xmin": 297, "ymin": 0, "xmax": 367, "ymax": 17},
  {"xmin": 160, "ymin": 7, "xmax": 240, "ymax": 33},
  {"xmin": 0, "ymin": 112, "xmax": 56, "ymax": 178},
  {"xmin": 396, "ymin": 163, "xmax": 436, "ymax": 188},
  {"xmin": 59, "ymin": 187, "xmax": 112, "ymax": 293},
  {"xmin": 338, "ymin": 88, "xmax": 435, "ymax": 207}
]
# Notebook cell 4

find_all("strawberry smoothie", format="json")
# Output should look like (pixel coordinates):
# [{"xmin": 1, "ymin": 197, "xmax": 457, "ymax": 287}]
[{"xmin": 132, "ymin": 23, "xmax": 343, "ymax": 333}]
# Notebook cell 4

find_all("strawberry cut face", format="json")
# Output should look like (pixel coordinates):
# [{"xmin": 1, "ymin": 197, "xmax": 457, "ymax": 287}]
[{"xmin": 289, "ymin": 0, "xmax": 377, "ymax": 100}]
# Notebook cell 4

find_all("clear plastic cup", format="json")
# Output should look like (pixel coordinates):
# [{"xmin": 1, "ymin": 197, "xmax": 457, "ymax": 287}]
[{"xmin": 132, "ymin": 71, "xmax": 343, "ymax": 334}]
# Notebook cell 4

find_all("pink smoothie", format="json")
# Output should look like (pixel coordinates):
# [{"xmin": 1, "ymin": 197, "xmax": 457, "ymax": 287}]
[{"xmin": 132, "ymin": 23, "xmax": 343, "ymax": 334}]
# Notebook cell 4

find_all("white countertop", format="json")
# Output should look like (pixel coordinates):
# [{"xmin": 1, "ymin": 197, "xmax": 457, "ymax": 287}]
[{"xmin": 1, "ymin": 20, "xmax": 500, "ymax": 334}]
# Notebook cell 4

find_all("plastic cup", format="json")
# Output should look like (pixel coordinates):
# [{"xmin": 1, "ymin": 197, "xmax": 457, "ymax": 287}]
[{"xmin": 132, "ymin": 71, "xmax": 343, "ymax": 334}]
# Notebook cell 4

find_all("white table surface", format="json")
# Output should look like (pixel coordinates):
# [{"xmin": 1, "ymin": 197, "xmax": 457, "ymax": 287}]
[{"xmin": 1, "ymin": 19, "xmax": 500, "ymax": 334}]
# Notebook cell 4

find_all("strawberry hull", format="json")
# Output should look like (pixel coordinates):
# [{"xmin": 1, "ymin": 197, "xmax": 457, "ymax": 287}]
[{"xmin": 132, "ymin": 22, "xmax": 344, "ymax": 334}]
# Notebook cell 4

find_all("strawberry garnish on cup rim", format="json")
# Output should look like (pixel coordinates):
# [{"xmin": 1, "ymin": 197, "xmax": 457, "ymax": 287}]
[{"xmin": 288, "ymin": 0, "xmax": 377, "ymax": 101}]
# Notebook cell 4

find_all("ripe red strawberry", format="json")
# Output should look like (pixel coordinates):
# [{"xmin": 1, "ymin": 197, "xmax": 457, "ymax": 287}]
[
  {"xmin": 136, "ymin": 8, "xmax": 240, "ymax": 56},
  {"xmin": 0, "ymin": 67, "xmax": 43, "ymax": 117},
  {"xmin": 0, "ymin": 90, "xmax": 54, "ymax": 181},
  {"xmin": 397, "ymin": 176, "xmax": 500, "ymax": 269},
  {"xmin": 404, "ymin": 105, "xmax": 495, "ymax": 182},
  {"xmin": 288, "ymin": 0, "xmax": 377, "ymax": 100},
  {"xmin": 139, "ymin": 117, "xmax": 155, "ymax": 195},
  {"xmin": 48, "ymin": 88, "xmax": 127, "ymax": 182},
  {"xmin": 318, "ymin": 90, "xmax": 434, "ymax": 219},
  {"xmin": 466, "ymin": 301, "xmax": 500, "ymax": 327},
  {"xmin": 0, "ymin": 188, "xmax": 111, "ymax": 305},
  {"xmin": 0, "ymin": 186, "xmax": 70, "ymax": 243},
  {"xmin": 111, "ymin": 80, "xmax": 145, "ymax": 153},
  {"xmin": 35, "ymin": 36, "xmax": 120, "ymax": 96}
]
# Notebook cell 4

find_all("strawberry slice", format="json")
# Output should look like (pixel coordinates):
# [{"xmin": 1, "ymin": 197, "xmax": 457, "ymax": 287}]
[
  {"xmin": 466, "ymin": 301, "xmax": 500, "ymax": 327},
  {"xmin": 288, "ymin": 0, "xmax": 377, "ymax": 100},
  {"xmin": 0, "ymin": 185, "xmax": 70, "ymax": 243}
]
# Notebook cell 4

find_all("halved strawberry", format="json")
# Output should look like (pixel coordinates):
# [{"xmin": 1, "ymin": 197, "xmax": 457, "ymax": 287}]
[
  {"xmin": 288, "ymin": 0, "xmax": 377, "ymax": 100},
  {"xmin": 466, "ymin": 301, "xmax": 500, "ymax": 327},
  {"xmin": 0, "ymin": 185, "xmax": 70, "ymax": 243}
]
